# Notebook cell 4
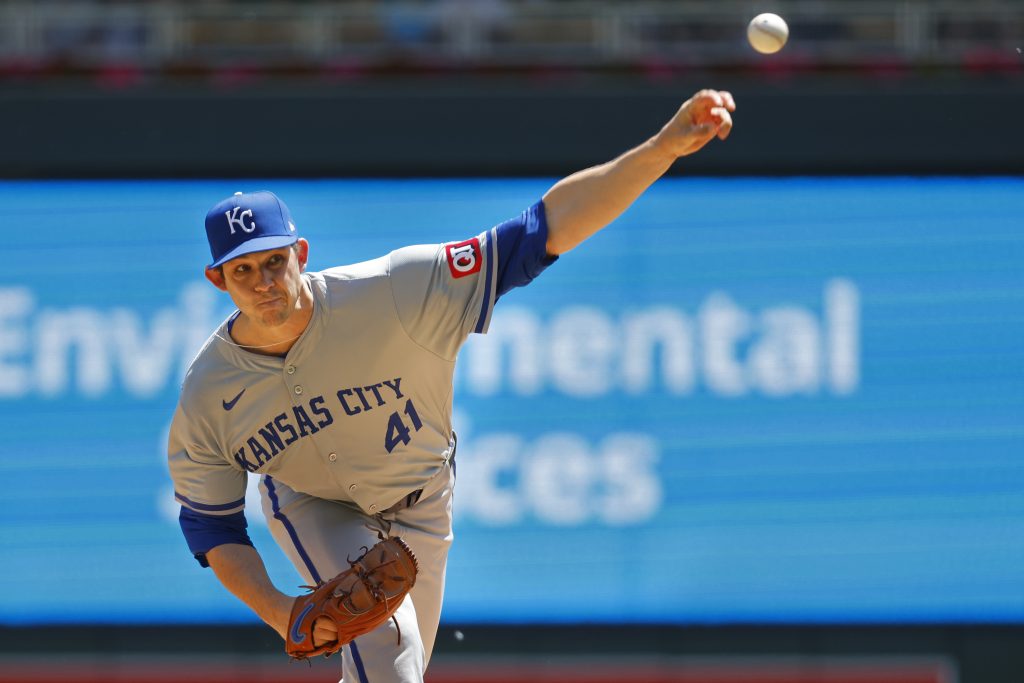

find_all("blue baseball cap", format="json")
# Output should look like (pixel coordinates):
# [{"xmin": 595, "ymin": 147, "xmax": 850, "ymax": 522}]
[{"xmin": 205, "ymin": 191, "xmax": 299, "ymax": 268}]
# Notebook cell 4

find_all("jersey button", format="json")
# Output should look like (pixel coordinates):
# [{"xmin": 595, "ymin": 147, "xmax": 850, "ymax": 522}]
[
  {"xmin": 368, "ymin": 504, "xmax": 378, "ymax": 513},
  {"xmin": 294, "ymin": 385, "xmax": 303, "ymax": 395},
  {"xmin": 328, "ymin": 453, "xmax": 337, "ymax": 462},
  {"xmin": 286, "ymin": 365, "xmax": 296, "ymax": 375},
  {"xmin": 349, "ymin": 484, "xmax": 357, "ymax": 492}
]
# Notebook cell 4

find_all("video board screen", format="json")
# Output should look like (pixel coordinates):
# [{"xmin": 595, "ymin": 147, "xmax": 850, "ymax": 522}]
[{"xmin": 1, "ymin": 178, "xmax": 1021, "ymax": 624}]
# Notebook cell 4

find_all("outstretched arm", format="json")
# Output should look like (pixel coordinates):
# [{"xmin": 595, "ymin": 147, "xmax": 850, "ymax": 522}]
[{"xmin": 543, "ymin": 89, "xmax": 736, "ymax": 256}]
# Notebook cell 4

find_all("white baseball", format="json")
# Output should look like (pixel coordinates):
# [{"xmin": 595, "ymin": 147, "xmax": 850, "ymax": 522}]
[{"xmin": 747, "ymin": 13, "xmax": 789, "ymax": 54}]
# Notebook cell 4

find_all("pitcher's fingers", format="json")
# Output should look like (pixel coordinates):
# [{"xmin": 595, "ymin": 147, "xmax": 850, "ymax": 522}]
[
  {"xmin": 312, "ymin": 617, "xmax": 338, "ymax": 646},
  {"xmin": 708, "ymin": 107, "xmax": 733, "ymax": 140},
  {"xmin": 692, "ymin": 89, "xmax": 725, "ymax": 109},
  {"xmin": 719, "ymin": 90, "xmax": 737, "ymax": 112}
]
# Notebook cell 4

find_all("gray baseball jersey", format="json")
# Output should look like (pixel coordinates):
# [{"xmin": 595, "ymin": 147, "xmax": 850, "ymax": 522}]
[
  {"xmin": 169, "ymin": 232, "xmax": 496, "ymax": 520},
  {"xmin": 171, "ymin": 197, "xmax": 555, "ymax": 683}
]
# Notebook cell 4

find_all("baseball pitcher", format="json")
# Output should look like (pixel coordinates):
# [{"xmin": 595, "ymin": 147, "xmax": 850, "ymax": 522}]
[{"xmin": 167, "ymin": 90, "xmax": 735, "ymax": 683}]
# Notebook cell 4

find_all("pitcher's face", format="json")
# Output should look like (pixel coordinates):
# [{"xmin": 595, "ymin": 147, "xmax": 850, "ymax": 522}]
[{"xmin": 206, "ymin": 239, "xmax": 309, "ymax": 328}]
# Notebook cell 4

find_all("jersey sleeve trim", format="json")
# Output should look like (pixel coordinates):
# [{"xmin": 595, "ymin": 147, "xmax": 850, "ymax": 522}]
[
  {"xmin": 474, "ymin": 227, "xmax": 498, "ymax": 334},
  {"xmin": 178, "ymin": 506, "xmax": 253, "ymax": 568},
  {"xmin": 174, "ymin": 492, "xmax": 246, "ymax": 515},
  {"xmin": 493, "ymin": 199, "xmax": 559, "ymax": 300}
]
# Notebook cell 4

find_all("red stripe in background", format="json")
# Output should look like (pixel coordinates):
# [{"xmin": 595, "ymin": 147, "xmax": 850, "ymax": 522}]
[
  {"xmin": 428, "ymin": 658, "xmax": 957, "ymax": 683},
  {"xmin": 0, "ymin": 656, "xmax": 957, "ymax": 683}
]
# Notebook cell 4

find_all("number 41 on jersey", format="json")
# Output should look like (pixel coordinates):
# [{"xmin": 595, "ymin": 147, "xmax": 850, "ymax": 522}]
[{"xmin": 384, "ymin": 399, "xmax": 423, "ymax": 453}]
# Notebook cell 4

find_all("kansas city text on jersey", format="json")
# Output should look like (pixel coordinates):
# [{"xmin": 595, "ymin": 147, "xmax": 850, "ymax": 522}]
[{"xmin": 232, "ymin": 376, "xmax": 406, "ymax": 472}]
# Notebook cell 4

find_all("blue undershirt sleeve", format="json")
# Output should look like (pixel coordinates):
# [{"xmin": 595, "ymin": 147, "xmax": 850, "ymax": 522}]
[
  {"xmin": 178, "ymin": 506, "xmax": 253, "ymax": 568},
  {"xmin": 494, "ymin": 200, "xmax": 559, "ymax": 299}
]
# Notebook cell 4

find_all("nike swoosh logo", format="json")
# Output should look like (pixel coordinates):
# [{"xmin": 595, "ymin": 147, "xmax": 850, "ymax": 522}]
[
  {"xmin": 290, "ymin": 603, "xmax": 314, "ymax": 644},
  {"xmin": 222, "ymin": 389, "xmax": 246, "ymax": 411}
]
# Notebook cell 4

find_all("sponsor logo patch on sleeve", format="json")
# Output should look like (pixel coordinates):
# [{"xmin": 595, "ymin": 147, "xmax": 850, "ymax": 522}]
[{"xmin": 445, "ymin": 237, "xmax": 482, "ymax": 278}]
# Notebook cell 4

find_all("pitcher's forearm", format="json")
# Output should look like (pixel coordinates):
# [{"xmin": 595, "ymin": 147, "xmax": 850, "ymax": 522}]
[
  {"xmin": 542, "ymin": 138, "xmax": 675, "ymax": 255},
  {"xmin": 206, "ymin": 543, "xmax": 294, "ymax": 638},
  {"xmin": 542, "ymin": 89, "xmax": 735, "ymax": 256}
]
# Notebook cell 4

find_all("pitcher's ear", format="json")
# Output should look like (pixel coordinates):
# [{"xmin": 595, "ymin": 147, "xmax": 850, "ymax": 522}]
[{"xmin": 205, "ymin": 266, "xmax": 227, "ymax": 291}]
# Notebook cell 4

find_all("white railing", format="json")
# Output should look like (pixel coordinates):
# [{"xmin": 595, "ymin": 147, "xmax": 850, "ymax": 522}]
[{"xmin": 0, "ymin": 1, "xmax": 1020, "ymax": 69}]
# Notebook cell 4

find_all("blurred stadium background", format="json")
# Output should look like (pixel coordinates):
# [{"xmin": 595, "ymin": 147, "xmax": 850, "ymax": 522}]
[{"xmin": 1, "ymin": 1, "xmax": 1022, "ymax": 683}]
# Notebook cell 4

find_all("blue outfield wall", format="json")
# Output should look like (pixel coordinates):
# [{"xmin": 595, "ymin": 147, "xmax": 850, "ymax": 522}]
[{"xmin": 0, "ymin": 178, "xmax": 1021, "ymax": 624}]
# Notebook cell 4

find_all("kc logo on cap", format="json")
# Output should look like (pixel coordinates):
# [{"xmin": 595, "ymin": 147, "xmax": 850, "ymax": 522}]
[
  {"xmin": 224, "ymin": 206, "xmax": 256, "ymax": 234},
  {"xmin": 205, "ymin": 191, "xmax": 299, "ymax": 268}
]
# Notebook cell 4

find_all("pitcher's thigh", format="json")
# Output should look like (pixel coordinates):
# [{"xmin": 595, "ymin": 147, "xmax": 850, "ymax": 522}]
[{"xmin": 259, "ymin": 476, "xmax": 379, "ymax": 584}]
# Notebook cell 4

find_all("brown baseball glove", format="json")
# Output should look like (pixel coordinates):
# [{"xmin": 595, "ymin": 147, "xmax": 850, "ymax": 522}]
[{"xmin": 285, "ymin": 537, "xmax": 418, "ymax": 660}]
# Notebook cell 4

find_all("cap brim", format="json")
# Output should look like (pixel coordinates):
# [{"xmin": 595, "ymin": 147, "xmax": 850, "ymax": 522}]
[{"xmin": 209, "ymin": 235, "xmax": 299, "ymax": 268}]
